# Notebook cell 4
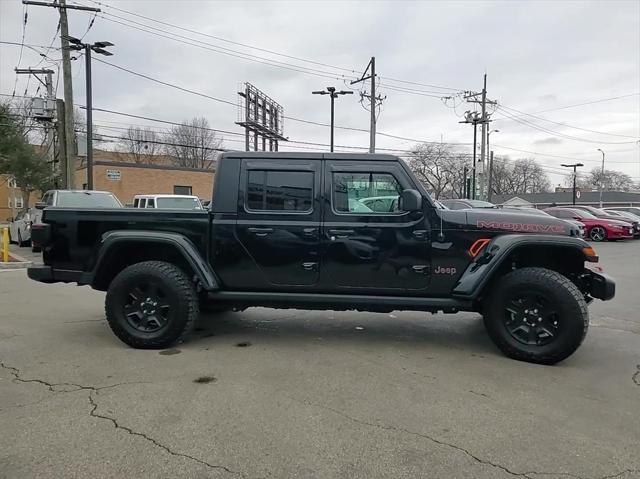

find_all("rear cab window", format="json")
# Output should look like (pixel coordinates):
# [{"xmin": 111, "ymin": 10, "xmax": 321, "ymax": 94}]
[{"xmin": 246, "ymin": 169, "xmax": 314, "ymax": 213}]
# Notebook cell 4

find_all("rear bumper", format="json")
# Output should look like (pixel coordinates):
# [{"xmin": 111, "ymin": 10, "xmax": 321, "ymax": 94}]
[
  {"xmin": 585, "ymin": 269, "xmax": 615, "ymax": 301},
  {"xmin": 27, "ymin": 266, "xmax": 86, "ymax": 284}
]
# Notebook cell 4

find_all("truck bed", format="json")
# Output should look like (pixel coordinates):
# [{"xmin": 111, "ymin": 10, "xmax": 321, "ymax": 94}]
[{"xmin": 42, "ymin": 208, "xmax": 209, "ymax": 272}]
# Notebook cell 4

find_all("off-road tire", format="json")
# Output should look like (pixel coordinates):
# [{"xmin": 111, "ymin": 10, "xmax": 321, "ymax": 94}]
[
  {"xmin": 105, "ymin": 261, "xmax": 199, "ymax": 349},
  {"xmin": 483, "ymin": 267, "xmax": 588, "ymax": 365}
]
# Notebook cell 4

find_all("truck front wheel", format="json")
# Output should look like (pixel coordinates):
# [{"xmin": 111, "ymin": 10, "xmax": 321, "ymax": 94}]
[
  {"xmin": 105, "ymin": 261, "xmax": 199, "ymax": 349},
  {"xmin": 483, "ymin": 267, "xmax": 588, "ymax": 365}
]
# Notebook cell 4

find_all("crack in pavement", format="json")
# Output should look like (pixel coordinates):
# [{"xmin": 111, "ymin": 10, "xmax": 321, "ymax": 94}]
[
  {"xmin": 1, "ymin": 361, "xmax": 144, "ymax": 393},
  {"xmin": 1, "ymin": 360, "xmax": 251, "ymax": 478},
  {"xmin": 87, "ymin": 392, "xmax": 245, "ymax": 478},
  {"xmin": 598, "ymin": 470, "xmax": 640, "ymax": 479},
  {"xmin": 284, "ymin": 394, "xmax": 539, "ymax": 478},
  {"xmin": 633, "ymin": 365, "xmax": 640, "ymax": 388},
  {"xmin": 286, "ymin": 395, "xmax": 639, "ymax": 479}
]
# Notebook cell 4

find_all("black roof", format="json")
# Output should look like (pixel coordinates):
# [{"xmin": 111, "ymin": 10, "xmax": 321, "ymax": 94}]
[{"xmin": 222, "ymin": 151, "xmax": 400, "ymax": 161}]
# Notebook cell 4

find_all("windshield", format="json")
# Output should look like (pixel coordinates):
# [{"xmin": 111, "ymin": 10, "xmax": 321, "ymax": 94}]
[
  {"xmin": 56, "ymin": 192, "xmax": 122, "ymax": 208},
  {"xmin": 156, "ymin": 197, "xmax": 203, "ymax": 210},
  {"xmin": 574, "ymin": 210, "xmax": 597, "ymax": 219}
]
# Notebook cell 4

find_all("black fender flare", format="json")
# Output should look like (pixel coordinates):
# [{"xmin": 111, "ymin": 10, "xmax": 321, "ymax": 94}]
[
  {"xmin": 452, "ymin": 234, "xmax": 593, "ymax": 300},
  {"xmin": 87, "ymin": 230, "xmax": 219, "ymax": 291}
]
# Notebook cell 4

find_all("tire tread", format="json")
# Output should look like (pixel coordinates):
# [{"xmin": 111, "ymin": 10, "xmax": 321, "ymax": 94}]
[
  {"xmin": 105, "ymin": 260, "xmax": 199, "ymax": 349},
  {"xmin": 483, "ymin": 267, "xmax": 588, "ymax": 365}
]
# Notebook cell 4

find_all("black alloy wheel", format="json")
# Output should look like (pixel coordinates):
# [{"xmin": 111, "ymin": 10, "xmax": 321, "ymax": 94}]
[
  {"xmin": 504, "ymin": 293, "xmax": 559, "ymax": 347},
  {"xmin": 123, "ymin": 281, "xmax": 171, "ymax": 333}
]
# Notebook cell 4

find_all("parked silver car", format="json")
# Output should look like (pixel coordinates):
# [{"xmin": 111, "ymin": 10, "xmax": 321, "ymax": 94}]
[{"xmin": 8, "ymin": 209, "xmax": 32, "ymax": 246}]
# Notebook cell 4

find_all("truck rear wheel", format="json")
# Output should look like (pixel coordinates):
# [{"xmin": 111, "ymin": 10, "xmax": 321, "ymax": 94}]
[
  {"xmin": 105, "ymin": 261, "xmax": 199, "ymax": 349},
  {"xmin": 482, "ymin": 267, "xmax": 588, "ymax": 365}
]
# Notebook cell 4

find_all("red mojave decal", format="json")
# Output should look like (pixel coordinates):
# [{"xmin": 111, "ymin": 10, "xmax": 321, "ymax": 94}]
[{"xmin": 476, "ymin": 220, "xmax": 565, "ymax": 233}]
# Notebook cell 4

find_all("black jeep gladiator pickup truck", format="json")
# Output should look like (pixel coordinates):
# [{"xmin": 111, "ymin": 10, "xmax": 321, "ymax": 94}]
[{"xmin": 28, "ymin": 152, "xmax": 615, "ymax": 364}]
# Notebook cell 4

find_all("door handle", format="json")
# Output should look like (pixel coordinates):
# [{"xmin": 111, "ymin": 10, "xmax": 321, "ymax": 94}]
[
  {"xmin": 303, "ymin": 227, "xmax": 318, "ymax": 238},
  {"xmin": 328, "ymin": 229, "xmax": 354, "ymax": 239},
  {"xmin": 302, "ymin": 262, "xmax": 318, "ymax": 272},
  {"xmin": 412, "ymin": 230, "xmax": 428, "ymax": 239},
  {"xmin": 412, "ymin": 265, "xmax": 430, "ymax": 275},
  {"xmin": 248, "ymin": 227, "xmax": 274, "ymax": 237}
]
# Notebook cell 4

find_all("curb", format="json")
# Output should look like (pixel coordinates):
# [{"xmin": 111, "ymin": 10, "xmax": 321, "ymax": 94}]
[
  {"xmin": 0, "ymin": 260, "xmax": 32, "ymax": 270},
  {"xmin": 0, "ymin": 251, "xmax": 33, "ymax": 270}
]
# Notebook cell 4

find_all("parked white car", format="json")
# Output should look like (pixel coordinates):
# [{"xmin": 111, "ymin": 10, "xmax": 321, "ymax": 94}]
[
  {"xmin": 8, "ymin": 209, "xmax": 32, "ymax": 246},
  {"xmin": 132, "ymin": 194, "xmax": 204, "ymax": 210},
  {"xmin": 31, "ymin": 190, "xmax": 122, "ymax": 252}
]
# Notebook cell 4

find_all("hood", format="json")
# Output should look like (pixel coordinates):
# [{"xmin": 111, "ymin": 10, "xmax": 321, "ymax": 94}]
[
  {"xmin": 602, "ymin": 218, "xmax": 633, "ymax": 227},
  {"xmin": 443, "ymin": 208, "xmax": 573, "ymax": 236}
]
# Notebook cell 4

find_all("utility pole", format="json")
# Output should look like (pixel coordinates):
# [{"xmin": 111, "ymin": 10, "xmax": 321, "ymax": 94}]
[
  {"xmin": 64, "ymin": 36, "xmax": 113, "ymax": 190},
  {"xmin": 463, "ymin": 166, "xmax": 468, "ymax": 199},
  {"xmin": 459, "ymin": 111, "xmax": 481, "ymax": 199},
  {"xmin": 23, "ymin": 0, "xmax": 101, "ymax": 189},
  {"xmin": 312, "ymin": 87, "xmax": 353, "ymax": 152},
  {"xmin": 561, "ymin": 163, "xmax": 584, "ymax": 205},
  {"xmin": 14, "ymin": 68, "xmax": 56, "ymax": 170},
  {"xmin": 56, "ymin": 99, "xmax": 67, "ymax": 188},
  {"xmin": 597, "ymin": 148, "xmax": 605, "ymax": 208},
  {"xmin": 487, "ymin": 151, "xmax": 494, "ymax": 203},
  {"xmin": 351, "ymin": 57, "xmax": 385, "ymax": 153},
  {"xmin": 464, "ymin": 76, "xmax": 496, "ymax": 200}
]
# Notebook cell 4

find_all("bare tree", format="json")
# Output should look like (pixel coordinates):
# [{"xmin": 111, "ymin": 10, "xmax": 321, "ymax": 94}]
[
  {"xmin": 446, "ymin": 153, "xmax": 472, "ymax": 199},
  {"xmin": 407, "ymin": 143, "xmax": 455, "ymax": 199},
  {"xmin": 489, "ymin": 156, "xmax": 551, "ymax": 195},
  {"xmin": 119, "ymin": 126, "xmax": 159, "ymax": 163},
  {"xmin": 585, "ymin": 168, "xmax": 634, "ymax": 191},
  {"xmin": 164, "ymin": 117, "xmax": 222, "ymax": 169}
]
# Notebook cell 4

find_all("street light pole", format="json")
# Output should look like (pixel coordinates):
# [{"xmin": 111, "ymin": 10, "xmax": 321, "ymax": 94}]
[
  {"xmin": 85, "ymin": 44, "xmax": 93, "ymax": 190},
  {"xmin": 597, "ymin": 148, "xmax": 605, "ymax": 208},
  {"xmin": 486, "ymin": 129, "xmax": 499, "ymax": 201},
  {"xmin": 64, "ymin": 36, "xmax": 113, "ymax": 190},
  {"xmin": 312, "ymin": 87, "xmax": 353, "ymax": 152},
  {"xmin": 561, "ymin": 163, "xmax": 584, "ymax": 205}
]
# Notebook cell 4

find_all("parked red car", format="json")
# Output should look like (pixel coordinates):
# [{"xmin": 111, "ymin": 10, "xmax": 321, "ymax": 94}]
[
  {"xmin": 559, "ymin": 205, "xmax": 640, "ymax": 238},
  {"xmin": 545, "ymin": 207, "xmax": 634, "ymax": 241}
]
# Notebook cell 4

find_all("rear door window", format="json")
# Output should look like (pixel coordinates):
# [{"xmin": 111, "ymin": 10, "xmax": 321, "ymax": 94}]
[{"xmin": 246, "ymin": 170, "xmax": 313, "ymax": 212}]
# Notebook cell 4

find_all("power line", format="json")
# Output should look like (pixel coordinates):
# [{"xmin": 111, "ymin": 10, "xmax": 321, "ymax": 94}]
[
  {"xmin": 12, "ymin": 5, "xmax": 30, "ymax": 97},
  {"xmin": 89, "ymin": 57, "xmax": 463, "ymax": 145},
  {"xmin": 93, "ymin": 13, "xmax": 357, "ymax": 82},
  {"xmin": 495, "ymin": 106, "xmax": 639, "ymax": 145},
  {"xmin": 491, "ymin": 143, "xmax": 639, "ymax": 165},
  {"xmin": 492, "ymin": 93, "xmax": 640, "ymax": 121},
  {"xmin": 80, "ymin": 0, "xmax": 467, "ymax": 94},
  {"xmin": 497, "ymin": 103, "xmax": 639, "ymax": 139}
]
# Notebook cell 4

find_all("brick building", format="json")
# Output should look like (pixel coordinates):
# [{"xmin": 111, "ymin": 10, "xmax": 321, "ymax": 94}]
[
  {"xmin": 1, "ymin": 149, "xmax": 216, "ymax": 218},
  {"xmin": 75, "ymin": 160, "xmax": 215, "ymax": 205}
]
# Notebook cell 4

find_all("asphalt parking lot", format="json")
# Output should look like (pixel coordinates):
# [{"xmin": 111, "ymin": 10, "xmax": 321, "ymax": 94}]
[{"xmin": 1, "ymin": 241, "xmax": 639, "ymax": 479}]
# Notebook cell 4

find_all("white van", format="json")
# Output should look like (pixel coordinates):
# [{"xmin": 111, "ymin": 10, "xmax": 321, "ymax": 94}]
[{"xmin": 132, "ymin": 194, "xmax": 204, "ymax": 210}]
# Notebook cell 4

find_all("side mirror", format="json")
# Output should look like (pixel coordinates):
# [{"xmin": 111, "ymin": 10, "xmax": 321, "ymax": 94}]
[
  {"xmin": 35, "ymin": 202, "xmax": 46, "ymax": 210},
  {"xmin": 399, "ymin": 189, "xmax": 422, "ymax": 212}
]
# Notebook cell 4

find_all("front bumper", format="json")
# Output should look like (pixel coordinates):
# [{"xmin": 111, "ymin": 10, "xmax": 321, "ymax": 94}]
[{"xmin": 584, "ymin": 269, "xmax": 615, "ymax": 301}]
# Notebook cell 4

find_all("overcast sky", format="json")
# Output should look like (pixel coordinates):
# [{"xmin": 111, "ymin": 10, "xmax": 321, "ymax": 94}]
[{"xmin": 1, "ymin": 0, "xmax": 639, "ymax": 186}]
